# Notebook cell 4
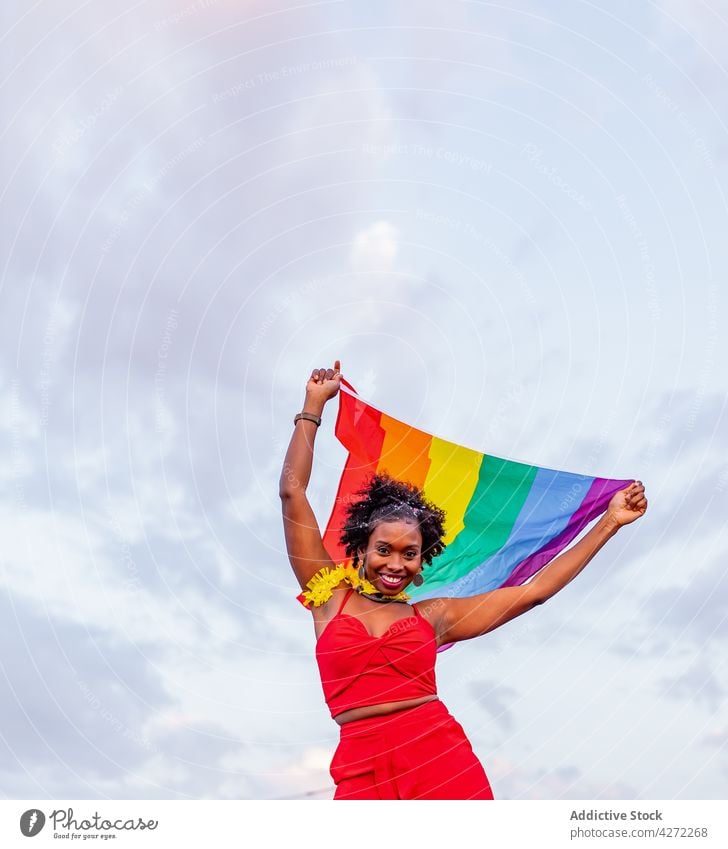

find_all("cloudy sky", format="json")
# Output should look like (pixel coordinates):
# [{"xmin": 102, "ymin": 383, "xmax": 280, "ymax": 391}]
[{"xmin": 1, "ymin": 0, "xmax": 726, "ymax": 800}]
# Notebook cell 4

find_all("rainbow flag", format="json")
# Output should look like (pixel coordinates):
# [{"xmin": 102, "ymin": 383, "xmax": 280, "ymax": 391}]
[{"xmin": 323, "ymin": 381, "xmax": 632, "ymax": 601}]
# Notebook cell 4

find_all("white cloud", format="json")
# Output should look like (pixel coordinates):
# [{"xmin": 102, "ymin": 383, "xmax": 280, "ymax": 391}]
[
  {"xmin": 0, "ymin": 503, "xmax": 230, "ymax": 649},
  {"xmin": 653, "ymin": 0, "xmax": 728, "ymax": 54},
  {"xmin": 350, "ymin": 220, "xmax": 399, "ymax": 272},
  {"xmin": 264, "ymin": 745, "xmax": 335, "ymax": 800}
]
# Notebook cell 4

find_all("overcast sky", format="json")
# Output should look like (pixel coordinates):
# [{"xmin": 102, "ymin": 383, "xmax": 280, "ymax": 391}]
[{"xmin": 1, "ymin": 0, "xmax": 726, "ymax": 801}]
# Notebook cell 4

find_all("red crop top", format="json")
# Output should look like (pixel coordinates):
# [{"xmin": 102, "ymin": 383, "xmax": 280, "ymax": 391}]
[{"xmin": 315, "ymin": 589, "xmax": 438, "ymax": 718}]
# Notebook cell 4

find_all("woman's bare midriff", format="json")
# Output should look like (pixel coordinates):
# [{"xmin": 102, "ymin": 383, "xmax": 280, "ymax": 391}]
[{"xmin": 334, "ymin": 695, "xmax": 438, "ymax": 725}]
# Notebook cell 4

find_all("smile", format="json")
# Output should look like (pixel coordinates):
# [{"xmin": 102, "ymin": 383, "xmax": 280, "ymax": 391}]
[{"xmin": 379, "ymin": 573, "xmax": 406, "ymax": 587}]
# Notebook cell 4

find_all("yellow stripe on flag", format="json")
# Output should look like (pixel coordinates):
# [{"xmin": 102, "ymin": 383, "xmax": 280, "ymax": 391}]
[{"xmin": 424, "ymin": 437, "xmax": 483, "ymax": 544}]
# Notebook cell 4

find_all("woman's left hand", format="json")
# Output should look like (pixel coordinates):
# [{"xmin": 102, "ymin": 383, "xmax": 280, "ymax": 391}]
[{"xmin": 606, "ymin": 481, "xmax": 648, "ymax": 527}]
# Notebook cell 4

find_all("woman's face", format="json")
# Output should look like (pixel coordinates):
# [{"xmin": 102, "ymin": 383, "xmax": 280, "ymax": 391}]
[{"xmin": 359, "ymin": 519, "xmax": 423, "ymax": 595}]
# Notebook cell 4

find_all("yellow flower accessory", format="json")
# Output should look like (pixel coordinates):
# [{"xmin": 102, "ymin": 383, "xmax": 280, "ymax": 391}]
[{"xmin": 299, "ymin": 562, "xmax": 410, "ymax": 608}]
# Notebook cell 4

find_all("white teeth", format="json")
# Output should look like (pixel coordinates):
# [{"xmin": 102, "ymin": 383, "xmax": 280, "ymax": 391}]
[{"xmin": 380, "ymin": 574, "xmax": 404, "ymax": 585}]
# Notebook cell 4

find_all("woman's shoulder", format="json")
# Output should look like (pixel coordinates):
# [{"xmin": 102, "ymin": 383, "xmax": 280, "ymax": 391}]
[{"xmin": 410, "ymin": 597, "xmax": 448, "ymax": 638}]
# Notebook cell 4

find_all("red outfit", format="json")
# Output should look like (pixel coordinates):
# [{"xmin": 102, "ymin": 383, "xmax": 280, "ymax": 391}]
[
  {"xmin": 316, "ymin": 589, "xmax": 438, "ymax": 718},
  {"xmin": 315, "ymin": 588, "xmax": 494, "ymax": 800}
]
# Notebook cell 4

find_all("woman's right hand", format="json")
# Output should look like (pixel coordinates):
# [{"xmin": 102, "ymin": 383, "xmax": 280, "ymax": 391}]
[{"xmin": 305, "ymin": 359, "xmax": 342, "ymax": 405}]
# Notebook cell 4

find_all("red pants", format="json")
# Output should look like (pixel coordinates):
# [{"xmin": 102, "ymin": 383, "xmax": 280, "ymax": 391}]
[{"xmin": 330, "ymin": 699, "xmax": 494, "ymax": 800}]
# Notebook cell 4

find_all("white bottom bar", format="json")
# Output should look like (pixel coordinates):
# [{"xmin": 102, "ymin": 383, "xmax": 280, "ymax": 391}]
[{"xmin": 2, "ymin": 800, "xmax": 726, "ymax": 848}]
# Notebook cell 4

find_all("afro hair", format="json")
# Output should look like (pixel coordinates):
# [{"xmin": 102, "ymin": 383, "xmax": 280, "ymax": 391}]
[{"xmin": 339, "ymin": 471, "xmax": 447, "ymax": 567}]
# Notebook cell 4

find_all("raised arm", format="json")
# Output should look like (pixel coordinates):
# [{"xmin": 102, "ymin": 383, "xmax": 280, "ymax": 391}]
[
  {"xmin": 279, "ymin": 360, "xmax": 342, "ymax": 589},
  {"xmin": 430, "ymin": 481, "xmax": 648, "ymax": 645}
]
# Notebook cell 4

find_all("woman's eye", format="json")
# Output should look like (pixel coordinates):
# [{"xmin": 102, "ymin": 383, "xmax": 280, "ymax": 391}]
[{"xmin": 377, "ymin": 548, "xmax": 389, "ymax": 555}]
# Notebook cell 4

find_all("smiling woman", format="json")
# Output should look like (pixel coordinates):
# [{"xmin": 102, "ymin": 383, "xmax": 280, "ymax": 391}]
[{"xmin": 279, "ymin": 360, "xmax": 647, "ymax": 800}]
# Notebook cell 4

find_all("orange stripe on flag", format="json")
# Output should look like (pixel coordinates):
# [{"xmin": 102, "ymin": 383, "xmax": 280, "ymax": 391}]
[{"xmin": 377, "ymin": 413, "xmax": 432, "ymax": 488}]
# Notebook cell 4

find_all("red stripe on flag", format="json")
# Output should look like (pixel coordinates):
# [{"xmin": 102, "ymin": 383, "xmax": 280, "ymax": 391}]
[{"xmin": 322, "ymin": 387, "xmax": 386, "ymax": 561}]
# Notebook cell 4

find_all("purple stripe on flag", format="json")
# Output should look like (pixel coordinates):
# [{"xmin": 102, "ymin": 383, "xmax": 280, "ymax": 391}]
[{"xmin": 501, "ymin": 476, "xmax": 632, "ymax": 587}]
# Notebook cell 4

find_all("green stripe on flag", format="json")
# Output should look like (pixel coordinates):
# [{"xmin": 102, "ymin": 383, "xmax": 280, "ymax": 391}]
[{"xmin": 420, "ymin": 455, "xmax": 538, "ymax": 594}]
